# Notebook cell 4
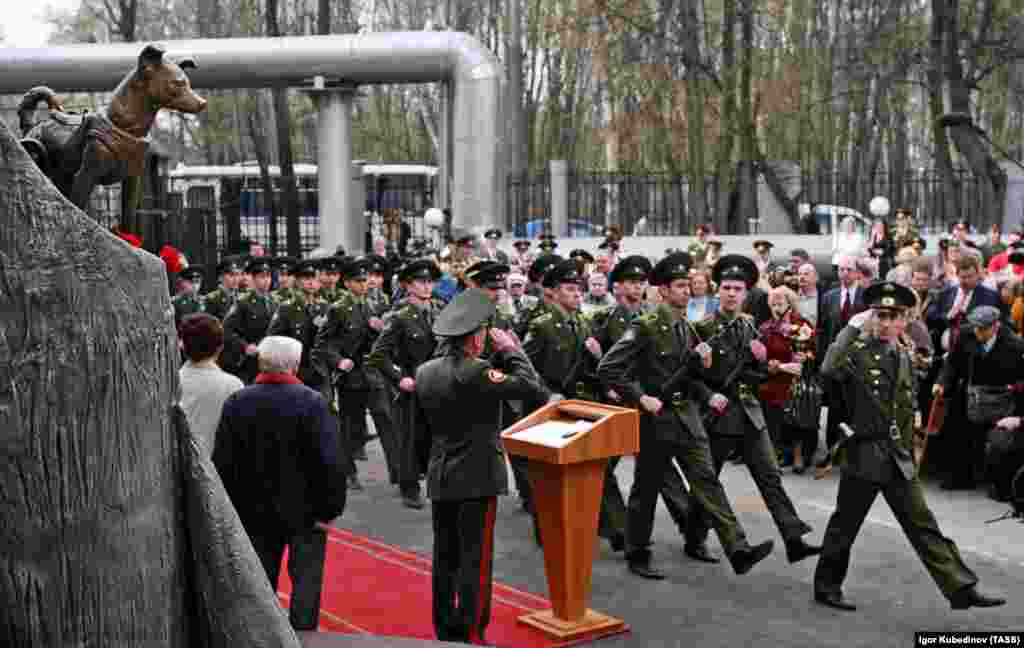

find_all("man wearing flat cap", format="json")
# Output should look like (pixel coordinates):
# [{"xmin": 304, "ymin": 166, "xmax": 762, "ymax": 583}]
[
  {"xmin": 599, "ymin": 252, "xmax": 776, "ymax": 579},
  {"xmin": 814, "ymin": 281, "xmax": 1005, "ymax": 612},
  {"xmin": 480, "ymin": 228, "xmax": 509, "ymax": 264},
  {"xmin": 267, "ymin": 259, "xmax": 329, "ymax": 388},
  {"xmin": 415, "ymin": 289, "xmax": 551, "ymax": 644},
  {"xmin": 687, "ymin": 255, "xmax": 821, "ymax": 567},
  {"xmin": 312, "ymin": 257, "xmax": 379, "ymax": 490},
  {"xmin": 223, "ymin": 257, "xmax": 278, "ymax": 383},
  {"xmin": 367, "ymin": 259, "xmax": 443, "ymax": 509}
]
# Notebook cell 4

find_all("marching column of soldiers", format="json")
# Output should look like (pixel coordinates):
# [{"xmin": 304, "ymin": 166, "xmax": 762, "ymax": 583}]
[{"xmin": 172, "ymin": 226, "xmax": 1007, "ymax": 639}]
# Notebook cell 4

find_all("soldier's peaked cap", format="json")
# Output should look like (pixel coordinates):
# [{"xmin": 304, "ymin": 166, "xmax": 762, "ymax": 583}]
[
  {"xmin": 245, "ymin": 257, "xmax": 273, "ymax": 275},
  {"xmin": 433, "ymin": 288, "xmax": 496, "ymax": 337},
  {"xmin": 712, "ymin": 254, "xmax": 759, "ymax": 288},
  {"xmin": 292, "ymin": 259, "xmax": 319, "ymax": 277},
  {"xmin": 316, "ymin": 256, "xmax": 345, "ymax": 273},
  {"xmin": 217, "ymin": 256, "xmax": 244, "ymax": 275},
  {"xmin": 610, "ymin": 255, "xmax": 653, "ymax": 284},
  {"xmin": 179, "ymin": 266, "xmax": 205, "ymax": 281},
  {"xmin": 542, "ymin": 259, "xmax": 583, "ymax": 288},
  {"xmin": 863, "ymin": 280, "xmax": 916, "ymax": 312},
  {"xmin": 528, "ymin": 254, "xmax": 563, "ymax": 283},
  {"xmin": 466, "ymin": 261, "xmax": 510, "ymax": 288},
  {"xmin": 342, "ymin": 257, "xmax": 372, "ymax": 279},
  {"xmin": 400, "ymin": 259, "xmax": 441, "ymax": 282},
  {"xmin": 364, "ymin": 254, "xmax": 390, "ymax": 274},
  {"xmin": 271, "ymin": 256, "xmax": 297, "ymax": 272},
  {"xmin": 650, "ymin": 252, "xmax": 693, "ymax": 287}
]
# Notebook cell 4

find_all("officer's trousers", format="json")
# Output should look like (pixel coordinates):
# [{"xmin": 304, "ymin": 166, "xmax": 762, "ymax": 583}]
[
  {"xmin": 366, "ymin": 382, "xmax": 400, "ymax": 483},
  {"xmin": 338, "ymin": 390, "xmax": 369, "ymax": 476},
  {"xmin": 814, "ymin": 473, "xmax": 978, "ymax": 599},
  {"xmin": 394, "ymin": 391, "xmax": 424, "ymax": 496},
  {"xmin": 431, "ymin": 497, "xmax": 497, "ymax": 644},
  {"xmin": 250, "ymin": 525, "xmax": 328, "ymax": 631}
]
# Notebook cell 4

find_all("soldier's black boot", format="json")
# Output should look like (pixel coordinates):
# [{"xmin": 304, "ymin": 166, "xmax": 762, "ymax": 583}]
[
  {"xmin": 950, "ymin": 585, "xmax": 1006, "ymax": 610},
  {"xmin": 729, "ymin": 540, "xmax": 774, "ymax": 575},
  {"xmin": 785, "ymin": 537, "xmax": 823, "ymax": 563},
  {"xmin": 814, "ymin": 591, "xmax": 857, "ymax": 611},
  {"xmin": 626, "ymin": 549, "xmax": 665, "ymax": 580},
  {"xmin": 684, "ymin": 542, "xmax": 720, "ymax": 564}
]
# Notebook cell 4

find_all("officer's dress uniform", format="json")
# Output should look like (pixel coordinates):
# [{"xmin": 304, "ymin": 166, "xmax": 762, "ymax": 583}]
[
  {"xmin": 312, "ymin": 290, "xmax": 375, "ymax": 480},
  {"xmin": 222, "ymin": 289, "xmax": 277, "ymax": 384},
  {"xmin": 598, "ymin": 303, "xmax": 763, "ymax": 571},
  {"xmin": 688, "ymin": 310, "xmax": 814, "ymax": 547},
  {"xmin": 814, "ymin": 292, "xmax": 992, "ymax": 611},
  {"xmin": 367, "ymin": 298, "xmax": 438, "ymax": 500},
  {"xmin": 203, "ymin": 285, "xmax": 237, "ymax": 321},
  {"xmin": 360, "ymin": 286, "xmax": 398, "ymax": 463},
  {"xmin": 172, "ymin": 291, "xmax": 206, "ymax": 327},
  {"xmin": 416, "ymin": 289, "xmax": 551, "ymax": 644},
  {"xmin": 266, "ymin": 290, "xmax": 328, "ymax": 387}
]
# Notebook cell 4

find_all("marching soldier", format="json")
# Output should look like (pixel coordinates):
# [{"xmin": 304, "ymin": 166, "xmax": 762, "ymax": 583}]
[
  {"xmin": 266, "ymin": 259, "xmax": 328, "ymax": 387},
  {"xmin": 270, "ymin": 256, "xmax": 298, "ymax": 303},
  {"xmin": 597, "ymin": 252, "xmax": 775, "ymax": 579},
  {"xmin": 317, "ymin": 256, "xmax": 347, "ymax": 304},
  {"xmin": 360, "ymin": 253, "xmax": 395, "ymax": 463},
  {"xmin": 813, "ymin": 281, "xmax": 1005, "ymax": 612},
  {"xmin": 172, "ymin": 265, "xmax": 207, "ymax": 328},
  {"xmin": 686, "ymin": 255, "xmax": 821, "ymax": 565},
  {"xmin": 222, "ymin": 257, "xmax": 278, "ymax": 384},
  {"xmin": 415, "ymin": 288, "xmax": 551, "ymax": 644},
  {"xmin": 367, "ymin": 259, "xmax": 442, "ymax": 509},
  {"xmin": 515, "ymin": 255, "xmax": 563, "ymax": 337},
  {"xmin": 311, "ymin": 257, "xmax": 378, "ymax": 491},
  {"xmin": 204, "ymin": 256, "xmax": 244, "ymax": 320}
]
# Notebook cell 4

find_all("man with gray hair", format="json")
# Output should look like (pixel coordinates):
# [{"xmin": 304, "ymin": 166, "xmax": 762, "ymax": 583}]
[{"xmin": 213, "ymin": 335, "xmax": 347, "ymax": 631}]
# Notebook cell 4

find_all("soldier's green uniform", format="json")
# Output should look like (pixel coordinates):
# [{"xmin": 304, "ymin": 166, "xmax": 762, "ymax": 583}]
[
  {"xmin": 269, "ymin": 255, "xmax": 298, "ymax": 304},
  {"xmin": 270, "ymin": 285, "xmax": 296, "ymax": 304},
  {"xmin": 222, "ymin": 258, "xmax": 278, "ymax": 384},
  {"xmin": 687, "ymin": 255, "xmax": 817, "ymax": 560},
  {"xmin": 204, "ymin": 256, "xmax": 245, "ymax": 320},
  {"xmin": 172, "ymin": 292, "xmax": 206, "ymax": 326},
  {"xmin": 266, "ymin": 260, "xmax": 328, "ymax": 387},
  {"xmin": 813, "ymin": 281, "xmax": 998, "ymax": 612},
  {"xmin": 598, "ymin": 252, "xmax": 775, "ymax": 578},
  {"xmin": 316, "ymin": 255, "xmax": 347, "ymax": 305}
]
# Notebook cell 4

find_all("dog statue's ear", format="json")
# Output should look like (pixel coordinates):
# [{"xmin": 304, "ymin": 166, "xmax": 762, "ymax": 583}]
[
  {"xmin": 176, "ymin": 57, "xmax": 198, "ymax": 71},
  {"xmin": 138, "ymin": 44, "xmax": 166, "ymax": 68}
]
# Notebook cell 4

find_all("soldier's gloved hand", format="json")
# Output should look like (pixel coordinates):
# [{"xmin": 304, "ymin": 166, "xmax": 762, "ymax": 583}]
[
  {"xmin": 368, "ymin": 317, "xmax": 385, "ymax": 331},
  {"xmin": 338, "ymin": 358, "xmax": 354, "ymax": 372},
  {"xmin": 995, "ymin": 416, "xmax": 1021, "ymax": 431},
  {"xmin": 584, "ymin": 337, "xmax": 602, "ymax": 358},
  {"xmin": 639, "ymin": 395, "xmax": 663, "ymax": 415},
  {"xmin": 490, "ymin": 328, "xmax": 519, "ymax": 353},
  {"xmin": 708, "ymin": 393, "xmax": 729, "ymax": 413},
  {"xmin": 695, "ymin": 342, "xmax": 713, "ymax": 368},
  {"xmin": 245, "ymin": 344, "xmax": 259, "ymax": 356},
  {"xmin": 749, "ymin": 339, "xmax": 767, "ymax": 362},
  {"xmin": 399, "ymin": 377, "xmax": 416, "ymax": 392}
]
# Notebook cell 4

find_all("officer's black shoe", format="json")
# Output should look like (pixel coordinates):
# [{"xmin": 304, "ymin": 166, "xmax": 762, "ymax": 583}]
[
  {"xmin": 814, "ymin": 591, "xmax": 857, "ymax": 611},
  {"xmin": 627, "ymin": 560, "xmax": 666, "ymax": 580},
  {"xmin": 729, "ymin": 540, "xmax": 774, "ymax": 575},
  {"xmin": 785, "ymin": 538, "xmax": 823, "ymax": 564},
  {"xmin": 347, "ymin": 474, "xmax": 363, "ymax": 491},
  {"xmin": 608, "ymin": 534, "xmax": 625, "ymax": 552},
  {"xmin": 402, "ymin": 493, "xmax": 425, "ymax": 510},
  {"xmin": 684, "ymin": 543, "xmax": 720, "ymax": 563},
  {"xmin": 950, "ymin": 585, "xmax": 1006, "ymax": 610}
]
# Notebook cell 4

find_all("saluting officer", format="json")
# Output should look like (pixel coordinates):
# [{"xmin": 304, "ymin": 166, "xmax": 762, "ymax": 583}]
[
  {"xmin": 415, "ymin": 289, "xmax": 551, "ymax": 645},
  {"xmin": 597, "ymin": 252, "xmax": 774, "ymax": 579},
  {"xmin": 687, "ymin": 254, "xmax": 821, "ymax": 565},
  {"xmin": 204, "ymin": 256, "xmax": 244, "ymax": 320},
  {"xmin": 366, "ymin": 259, "xmax": 443, "ymax": 509},
  {"xmin": 311, "ymin": 257, "xmax": 377, "ymax": 490},
  {"xmin": 814, "ymin": 281, "xmax": 1005, "ymax": 612},
  {"xmin": 266, "ymin": 259, "xmax": 328, "ymax": 387},
  {"xmin": 222, "ymin": 257, "xmax": 278, "ymax": 383},
  {"xmin": 172, "ymin": 265, "xmax": 207, "ymax": 328}
]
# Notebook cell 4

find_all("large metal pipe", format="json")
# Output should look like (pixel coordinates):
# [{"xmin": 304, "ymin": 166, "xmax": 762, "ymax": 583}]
[{"xmin": 0, "ymin": 31, "xmax": 504, "ymax": 233}]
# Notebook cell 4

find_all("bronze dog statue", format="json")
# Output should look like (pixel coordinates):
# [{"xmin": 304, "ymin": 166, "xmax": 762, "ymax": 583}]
[{"xmin": 17, "ymin": 43, "xmax": 207, "ymax": 209}]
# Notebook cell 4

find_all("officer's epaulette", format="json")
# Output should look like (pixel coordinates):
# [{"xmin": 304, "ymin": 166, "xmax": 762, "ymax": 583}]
[
  {"xmin": 693, "ymin": 314, "xmax": 718, "ymax": 337},
  {"xmin": 585, "ymin": 305, "xmax": 613, "ymax": 323},
  {"xmin": 530, "ymin": 311, "xmax": 554, "ymax": 328},
  {"xmin": 397, "ymin": 303, "xmax": 420, "ymax": 319}
]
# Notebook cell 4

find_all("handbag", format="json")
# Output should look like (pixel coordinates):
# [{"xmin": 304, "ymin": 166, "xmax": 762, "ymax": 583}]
[
  {"xmin": 783, "ymin": 365, "xmax": 822, "ymax": 431},
  {"xmin": 965, "ymin": 350, "xmax": 1015, "ymax": 425}
]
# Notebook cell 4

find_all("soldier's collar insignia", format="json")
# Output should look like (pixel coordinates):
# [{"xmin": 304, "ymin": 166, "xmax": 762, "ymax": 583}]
[
  {"xmin": 881, "ymin": 297, "xmax": 895, "ymax": 307},
  {"xmin": 487, "ymin": 369, "xmax": 507, "ymax": 383}
]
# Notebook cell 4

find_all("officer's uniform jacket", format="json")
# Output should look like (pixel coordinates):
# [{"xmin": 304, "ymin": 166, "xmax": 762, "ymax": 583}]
[
  {"xmin": 317, "ymin": 285, "xmax": 346, "ymax": 305},
  {"xmin": 587, "ymin": 303, "xmax": 648, "ymax": 353},
  {"xmin": 523, "ymin": 305, "xmax": 596, "ymax": 399},
  {"xmin": 597, "ymin": 303, "xmax": 713, "ymax": 442},
  {"xmin": 270, "ymin": 286, "xmax": 296, "ymax": 304},
  {"xmin": 692, "ymin": 311, "xmax": 770, "ymax": 435},
  {"xmin": 222, "ymin": 289, "xmax": 277, "ymax": 381},
  {"xmin": 513, "ymin": 299, "xmax": 551, "ymax": 341},
  {"xmin": 506, "ymin": 294, "xmax": 538, "ymax": 320},
  {"xmin": 172, "ymin": 292, "xmax": 205, "ymax": 327},
  {"xmin": 267, "ymin": 291, "xmax": 329, "ymax": 387},
  {"xmin": 311, "ymin": 292, "xmax": 374, "ymax": 393},
  {"xmin": 203, "ymin": 286, "xmax": 237, "ymax": 320},
  {"xmin": 820, "ymin": 325, "xmax": 916, "ymax": 482},
  {"xmin": 415, "ymin": 349, "xmax": 551, "ymax": 501},
  {"xmin": 367, "ymin": 301, "xmax": 437, "ymax": 387}
]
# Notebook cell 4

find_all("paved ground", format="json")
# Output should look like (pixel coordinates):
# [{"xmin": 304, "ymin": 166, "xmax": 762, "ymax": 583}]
[{"xmin": 335, "ymin": 427, "xmax": 1023, "ymax": 648}]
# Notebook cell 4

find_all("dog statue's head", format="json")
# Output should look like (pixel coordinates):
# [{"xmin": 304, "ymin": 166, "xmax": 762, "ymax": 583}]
[{"xmin": 136, "ymin": 44, "xmax": 207, "ymax": 115}]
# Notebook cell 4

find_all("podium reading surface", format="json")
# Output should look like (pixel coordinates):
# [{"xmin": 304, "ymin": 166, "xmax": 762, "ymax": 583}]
[{"xmin": 502, "ymin": 400, "xmax": 639, "ymax": 643}]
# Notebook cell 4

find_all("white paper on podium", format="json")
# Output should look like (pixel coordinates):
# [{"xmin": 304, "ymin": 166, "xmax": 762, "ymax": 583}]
[{"xmin": 507, "ymin": 419, "xmax": 593, "ymax": 448}]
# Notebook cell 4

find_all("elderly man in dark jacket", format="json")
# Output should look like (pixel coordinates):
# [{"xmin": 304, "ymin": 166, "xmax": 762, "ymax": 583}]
[
  {"xmin": 416, "ymin": 289, "xmax": 551, "ymax": 645},
  {"xmin": 213, "ymin": 335, "xmax": 347, "ymax": 631}
]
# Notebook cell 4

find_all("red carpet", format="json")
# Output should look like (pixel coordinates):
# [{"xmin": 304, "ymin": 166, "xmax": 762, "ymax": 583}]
[{"xmin": 277, "ymin": 526, "xmax": 625, "ymax": 647}]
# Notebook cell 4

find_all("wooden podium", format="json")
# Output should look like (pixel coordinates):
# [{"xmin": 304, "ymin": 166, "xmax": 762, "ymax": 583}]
[{"xmin": 501, "ymin": 400, "xmax": 639, "ymax": 643}]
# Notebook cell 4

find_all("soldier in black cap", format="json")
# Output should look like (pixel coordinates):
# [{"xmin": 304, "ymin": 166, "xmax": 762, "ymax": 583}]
[
  {"xmin": 204, "ymin": 256, "xmax": 245, "ymax": 320},
  {"xmin": 598, "ymin": 252, "xmax": 776, "ymax": 578},
  {"xmin": 515, "ymin": 254, "xmax": 564, "ymax": 339},
  {"xmin": 480, "ymin": 228, "xmax": 509, "ymax": 264},
  {"xmin": 311, "ymin": 257, "xmax": 378, "ymax": 490},
  {"xmin": 316, "ymin": 256, "xmax": 347, "ymax": 304},
  {"xmin": 814, "ymin": 281, "xmax": 1005, "ymax": 612},
  {"xmin": 686, "ymin": 254, "xmax": 821, "ymax": 566},
  {"xmin": 270, "ymin": 256, "xmax": 298, "ymax": 303},
  {"xmin": 415, "ymin": 289, "xmax": 551, "ymax": 644},
  {"xmin": 267, "ymin": 259, "xmax": 329, "ymax": 388},
  {"xmin": 222, "ymin": 257, "xmax": 278, "ymax": 383},
  {"xmin": 172, "ymin": 266, "xmax": 207, "ymax": 329},
  {"xmin": 510, "ymin": 238, "xmax": 533, "ymax": 271},
  {"xmin": 367, "ymin": 259, "xmax": 443, "ymax": 509}
]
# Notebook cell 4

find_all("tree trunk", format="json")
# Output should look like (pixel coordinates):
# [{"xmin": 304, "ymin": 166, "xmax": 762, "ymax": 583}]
[
  {"xmin": 247, "ymin": 91, "xmax": 280, "ymax": 256},
  {"xmin": 714, "ymin": 0, "xmax": 737, "ymax": 233},
  {"xmin": 681, "ymin": 0, "xmax": 707, "ymax": 230},
  {"xmin": 929, "ymin": 0, "xmax": 961, "ymax": 226},
  {"xmin": 736, "ymin": 0, "xmax": 758, "ymax": 231},
  {"xmin": 266, "ymin": 0, "xmax": 302, "ymax": 257}
]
